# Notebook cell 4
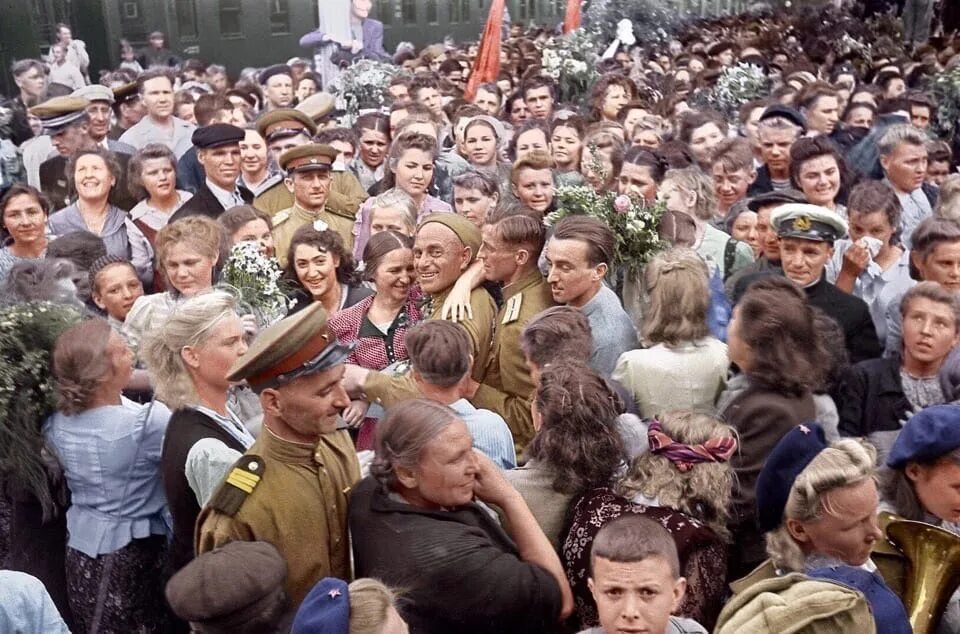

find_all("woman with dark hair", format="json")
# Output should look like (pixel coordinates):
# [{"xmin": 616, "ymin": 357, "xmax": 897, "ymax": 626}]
[
  {"xmin": 328, "ymin": 230, "xmax": 422, "ymax": 449},
  {"xmin": 549, "ymin": 113, "xmax": 586, "ymax": 177},
  {"xmin": 44, "ymin": 319, "xmax": 172, "ymax": 632},
  {"xmin": 452, "ymin": 169, "xmax": 500, "ymax": 228},
  {"xmin": 509, "ymin": 118, "xmax": 551, "ymax": 162},
  {"xmin": 789, "ymin": 136, "xmax": 851, "ymax": 216},
  {"xmin": 351, "ymin": 113, "xmax": 392, "ymax": 191},
  {"xmin": 47, "ymin": 148, "xmax": 130, "ymax": 260},
  {"xmin": 589, "ymin": 74, "xmax": 637, "ymax": 122},
  {"xmin": 286, "ymin": 225, "xmax": 373, "ymax": 316},
  {"xmin": 349, "ymin": 399, "xmax": 572, "ymax": 632},
  {"xmin": 125, "ymin": 143, "xmax": 192, "ymax": 287},
  {"xmin": 0, "ymin": 184, "xmax": 50, "ymax": 286},
  {"xmin": 617, "ymin": 146, "xmax": 668, "ymax": 204},
  {"xmin": 473, "ymin": 82, "xmax": 503, "ymax": 117},
  {"xmin": 719, "ymin": 276, "xmax": 827, "ymax": 578},
  {"xmin": 217, "ymin": 205, "xmax": 275, "ymax": 259},
  {"xmin": 506, "ymin": 90, "xmax": 530, "ymax": 127},
  {"xmin": 506, "ymin": 362, "xmax": 625, "ymax": 548}
]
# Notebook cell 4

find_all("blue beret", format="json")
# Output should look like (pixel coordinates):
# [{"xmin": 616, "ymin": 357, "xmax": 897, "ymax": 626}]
[
  {"xmin": 192, "ymin": 123, "xmax": 245, "ymax": 149},
  {"xmin": 808, "ymin": 565, "xmax": 911, "ymax": 634},
  {"xmin": 291, "ymin": 577, "xmax": 349, "ymax": 634},
  {"xmin": 756, "ymin": 422, "xmax": 828, "ymax": 533},
  {"xmin": 887, "ymin": 404, "xmax": 960, "ymax": 468}
]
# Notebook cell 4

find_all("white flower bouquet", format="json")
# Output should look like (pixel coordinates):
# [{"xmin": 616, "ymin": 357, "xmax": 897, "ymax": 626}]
[
  {"xmin": 331, "ymin": 59, "xmax": 406, "ymax": 120},
  {"xmin": 541, "ymin": 30, "xmax": 601, "ymax": 104},
  {"xmin": 694, "ymin": 63, "xmax": 772, "ymax": 124},
  {"xmin": 220, "ymin": 242, "xmax": 290, "ymax": 328}
]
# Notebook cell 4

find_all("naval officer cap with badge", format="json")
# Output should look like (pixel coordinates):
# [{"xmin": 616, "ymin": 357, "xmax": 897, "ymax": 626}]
[{"xmin": 770, "ymin": 203, "xmax": 847, "ymax": 288}]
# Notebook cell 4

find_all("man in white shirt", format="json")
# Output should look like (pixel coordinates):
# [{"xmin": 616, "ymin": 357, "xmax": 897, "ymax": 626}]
[
  {"xmin": 119, "ymin": 68, "xmax": 196, "ymax": 158},
  {"xmin": 879, "ymin": 124, "xmax": 932, "ymax": 248}
]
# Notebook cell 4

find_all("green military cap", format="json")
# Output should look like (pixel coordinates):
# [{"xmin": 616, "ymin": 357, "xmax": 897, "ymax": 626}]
[
  {"xmin": 255, "ymin": 108, "xmax": 317, "ymax": 141},
  {"xmin": 419, "ymin": 213, "xmax": 482, "ymax": 264},
  {"xmin": 770, "ymin": 203, "xmax": 848, "ymax": 243},
  {"xmin": 113, "ymin": 82, "xmax": 139, "ymax": 105},
  {"xmin": 278, "ymin": 143, "xmax": 339, "ymax": 174},
  {"xmin": 29, "ymin": 96, "xmax": 90, "ymax": 134},
  {"xmin": 227, "ymin": 302, "xmax": 354, "ymax": 391}
]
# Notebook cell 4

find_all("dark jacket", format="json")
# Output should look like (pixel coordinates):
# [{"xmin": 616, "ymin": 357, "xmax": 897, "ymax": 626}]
[
  {"xmin": 160, "ymin": 407, "xmax": 249, "ymax": 574},
  {"xmin": 836, "ymin": 356, "xmax": 911, "ymax": 462},
  {"xmin": 805, "ymin": 276, "xmax": 881, "ymax": 364},
  {"xmin": 746, "ymin": 164, "xmax": 774, "ymax": 197},
  {"xmin": 169, "ymin": 181, "xmax": 253, "ymax": 223},
  {"xmin": 174, "ymin": 146, "xmax": 204, "ymax": 195},
  {"xmin": 722, "ymin": 384, "xmax": 816, "ymax": 578},
  {"xmin": 39, "ymin": 151, "xmax": 137, "ymax": 211},
  {"xmin": 286, "ymin": 284, "xmax": 374, "ymax": 316},
  {"xmin": 349, "ymin": 476, "xmax": 563, "ymax": 634}
]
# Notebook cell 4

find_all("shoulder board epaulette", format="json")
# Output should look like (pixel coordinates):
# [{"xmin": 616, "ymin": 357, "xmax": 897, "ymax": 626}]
[
  {"xmin": 502, "ymin": 293, "xmax": 523, "ymax": 324},
  {"xmin": 207, "ymin": 454, "xmax": 265, "ymax": 517},
  {"xmin": 272, "ymin": 210, "xmax": 291, "ymax": 225}
]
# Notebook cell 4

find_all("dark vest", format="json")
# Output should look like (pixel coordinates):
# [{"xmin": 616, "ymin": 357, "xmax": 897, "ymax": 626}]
[{"xmin": 160, "ymin": 407, "xmax": 247, "ymax": 573}]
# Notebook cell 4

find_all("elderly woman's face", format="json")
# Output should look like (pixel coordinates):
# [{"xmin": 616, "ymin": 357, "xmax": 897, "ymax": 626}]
[
  {"xmin": 399, "ymin": 420, "xmax": 479, "ymax": 509},
  {"xmin": 74, "ymin": 154, "xmax": 115, "ymax": 201}
]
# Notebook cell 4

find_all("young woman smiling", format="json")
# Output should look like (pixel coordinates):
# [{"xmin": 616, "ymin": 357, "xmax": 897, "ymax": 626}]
[
  {"xmin": 285, "ymin": 225, "xmax": 373, "ymax": 316},
  {"xmin": 0, "ymin": 184, "xmax": 50, "ymax": 286}
]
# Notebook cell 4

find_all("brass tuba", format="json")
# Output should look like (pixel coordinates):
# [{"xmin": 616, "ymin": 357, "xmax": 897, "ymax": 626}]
[{"xmin": 873, "ymin": 512, "xmax": 960, "ymax": 634}]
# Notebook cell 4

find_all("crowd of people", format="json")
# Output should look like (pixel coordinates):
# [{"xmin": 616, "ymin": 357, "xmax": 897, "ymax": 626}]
[{"xmin": 1, "ymin": 0, "xmax": 960, "ymax": 632}]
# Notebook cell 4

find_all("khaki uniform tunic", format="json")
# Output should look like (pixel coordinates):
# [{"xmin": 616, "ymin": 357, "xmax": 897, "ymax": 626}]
[
  {"xmin": 195, "ymin": 427, "xmax": 361, "ymax": 611},
  {"xmin": 272, "ymin": 203, "xmax": 357, "ymax": 268},
  {"xmin": 473, "ymin": 269, "xmax": 555, "ymax": 452},
  {"xmin": 364, "ymin": 285, "xmax": 497, "ymax": 408},
  {"xmin": 254, "ymin": 170, "xmax": 367, "ymax": 218}
]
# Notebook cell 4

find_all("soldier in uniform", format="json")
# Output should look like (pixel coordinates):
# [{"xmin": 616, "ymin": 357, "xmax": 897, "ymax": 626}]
[
  {"xmin": 252, "ymin": 108, "xmax": 367, "ymax": 218},
  {"xmin": 271, "ymin": 143, "xmax": 356, "ymax": 267},
  {"xmin": 196, "ymin": 302, "xmax": 361, "ymax": 616},
  {"xmin": 465, "ymin": 213, "xmax": 554, "ymax": 453},
  {"xmin": 344, "ymin": 214, "xmax": 497, "ymax": 409}
]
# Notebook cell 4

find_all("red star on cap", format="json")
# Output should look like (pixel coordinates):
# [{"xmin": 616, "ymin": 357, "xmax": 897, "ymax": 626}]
[{"xmin": 799, "ymin": 424, "xmax": 810, "ymax": 434}]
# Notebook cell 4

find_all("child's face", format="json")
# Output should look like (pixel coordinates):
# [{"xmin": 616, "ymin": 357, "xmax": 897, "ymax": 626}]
[{"xmin": 588, "ymin": 556, "xmax": 685, "ymax": 634}]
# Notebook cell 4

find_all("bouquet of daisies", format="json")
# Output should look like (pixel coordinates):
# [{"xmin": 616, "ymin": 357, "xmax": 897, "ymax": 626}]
[
  {"xmin": 693, "ymin": 63, "xmax": 771, "ymax": 124},
  {"xmin": 546, "ymin": 186, "xmax": 666, "ymax": 274},
  {"xmin": 541, "ymin": 30, "xmax": 601, "ymax": 104},
  {"xmin": 584, "ymin": 0, "xmax": 691, "ymax": 50},
  {"xmin": 332, "ymin": 59, "xmax": 405, "ymax": 121},
  {"xmin": 220, "ymin": 242, "xmax": 290, "ymax": 328},
  {"xmin": 931, "ymin": 66, "xmax": 960, "ymax": 139}
]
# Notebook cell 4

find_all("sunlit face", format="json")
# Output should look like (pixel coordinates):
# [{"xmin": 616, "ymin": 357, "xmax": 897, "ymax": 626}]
[
  {"xmin": 804, "ymin": 95, "xmax": 840, "ymax": 135},
  {"xmin": 370, "ymin": 205, "xmax": 414, "ymax": 236},
  {"xmin": 398, "ymin": 421, "xmax": 479, "ymax": 509},
  {"xmin": 478, "ymin": 224, "xmax": 520, "ymax": 284},
  {"xmin": 413, "ymin": 222, "xmax": 470, "ymax": 294},
  {"xmin": 162, "ymin": 242, "xmax": 217, "ymax": 296},
  {"xmin": 239, "ymin": 130, "xmax": 268, "ymax": 178},
  {"xmin": 139, "ymin": 157, "xmax": 176, "ymax": 201},
  {"xmin": 392, "ymin": 148, "xmax": 435, "ymax": 199},
  {"xmin": 797, "ymin": 155, "xmax": 841, "ymax": 208},
  {"xmin": 901, "ymin": 296, "xmax": 959, "ymax": 370},
  {"xmin": 264, "ymin": 74, "xmax": 294, "ymax": 108},
  {"xmin": 602, "ymin": 85, "xmax": 631, "ymax": 121},
  {"xmin": 545, "ymin": 237, "xmax": 603, "ymax": 307},
  {"xmin": 2, "ymin": 193, "xmax": 47, "ymax": 246},
  {"xmin": 232, "ymin": 218, "xmax": 275, "ymax": 258},
  {"xmin": 286, "ymin": 169, "xmax": 332, "ymax": 211},
  {"xmin": 509, "ymin": 97, "xmax": 530, "ymax": 126},
  {"xmin": 589, "ymin": 556, "xmax": 686, "ymax": 634},
  {"xmin": 92, "ymin": 263, "xmax": 144, "ymax": 321},
  {"xmin": 688, "ymin": 122, "xmax": 725, "ymax": 165},
  {"xmin": 464, "ymin": 122, "xmax": 498, "ymax": 168},
  {"xmin": 524, "ymin": 86, "xmax": 554, "ymax": 119},
  {"xmin": 780, "ymin": 237, "xmax": 832, "ymax": 287},
  {"xmin": 295, "ymin": 77, "xmax": 317, "ymax": 102},
  {"xmin": 908, "ymin": 459, "xmax": 960, "ymax": 524},
  {"xmin": 454, "ymin": 186, "xmax": 498, "ymax": 227},
  {"xmin": 759, "ymin": 126, "xmax": 800, "ymax": 173},
  {"xmin": 881, "ymin": 142, "xmax": 928, "ymax": 194},
  {"xmin": 474, "ymin": 88, "xmax": 500, "ymax": 116},
  {"xmin": 141, "ymin": 76, "xmax": 175, "ymax": 119},
  {"xmin": 74, "ymin": 154, "xmax": 115, "ymax": 201},
  {"xmin": 198, "ymin": 144, "xmax": 241, "ymax": 191},
  {"xmin": 293, "ymin": 243, "xmax": 341, "ymax": 301},
  {"xmin": 844, "ymin": 105, "xmax": 874, "ymax": 129},
  {"xmin": 618, "ymin": 162, "xmax": 658, "ymax": 204},
  {"xmin": 184, "ymin": 314, "xmax": 248, "ymax": 393},
  {"xmin": 515, "ymin": 128, "xmax": 549, "ymax": 161},
  {"xmin": 712, "ymin": 165, "xmax": 755, "ymax": 211},
  {"xmin": 358, "ymin": 128, "xmax": 389, "ymax": 168},
  {"xmin": 512, "ymin": 167, "xmax": 554, "ymax": 213},
  {"xmin": 787, "ymin": 478, "xmax": 882, "ymax": 568},
  {"xmin": 756, "ymin": 205, "xmax": 780, "ymax": 260},
  {"xmin": 551, "ymin": 125, "xmax": 583, "ymax": 170},
  {"xmin": 371, "ymin": 247, "xmax": 415, "ymax": 304},
  {"xmin": 85, "ymin": 102, "xmax": 113, "ymax": 142},
  {"xmin": 731, "ymin": 211, "xmax": 760, "ymax": 257}
]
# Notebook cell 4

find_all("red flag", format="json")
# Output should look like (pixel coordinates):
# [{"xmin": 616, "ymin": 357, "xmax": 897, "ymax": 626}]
[
  {"xmin": 564, "ymin": 0, "xmax": 581, "ymax": 33},
  {"xmin": 465, "ymin": 0, "xmax": 506, "ymax": 101}
]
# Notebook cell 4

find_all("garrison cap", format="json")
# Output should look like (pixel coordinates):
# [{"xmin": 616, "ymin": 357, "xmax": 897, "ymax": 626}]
[
  {"xmin": 279, "ymin": 143, "xmax": 338, "ymax": 174},
  {"xmin": 756, "ymin": 422, "xmax": 828, "ymax": 533},
  {"xmin": 746, "ymin": 188, "xmax": 807, "ymax": 212},
  {"xmin": 887, "ymin": 405, "xmax": 960, "ymax": 468},
  {"xmin": 112, "ymin": 82, "xmax": 139, "ymax": 105},
  {"xmin": 30, "ymin": 96, "xmax": 89, "ymax": 134},
  {"xmin": 419, "ymin": 213, "xmax": 482, "ymax": 264},
  {"xmin": 255, "ymin": 108, "xmax": 318, "ymax": 141},
  {"xmin": 192, "ymin": 123, "xmax": 245, "ymax": 150},
  {"xmin": 258, "ymin": 64, "xmax": 293, "ymax": 86},
  {"xmin": 771, "ymin": 203, "xmax": 847, "ymax": 243},
  {"xmin": 295, "ymin": 92, "xmax": 341, "ymax": 125},
  {"xmin": 227, "ymin": 302, "xmax": 354, "ymax": 391},
  {"xmin": 72, "ymin": 84, "xmax": 114, "ymax": 104}
]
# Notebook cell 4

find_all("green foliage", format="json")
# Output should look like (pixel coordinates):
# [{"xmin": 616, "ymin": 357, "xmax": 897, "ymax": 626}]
[
  {"xmin": 332, "ymin": 59, "xmax": 407, "ymax": 120},
  {"xmin": 931, "ymin": 66, "xmax": 960, "ymax": 138},
  {"xmin": 692, "ymin": 63, "xmax": 772, "ymax": 124},
  {"xmin": 540, "ymin": 30, "xmax": 601, "ymax": 105}
]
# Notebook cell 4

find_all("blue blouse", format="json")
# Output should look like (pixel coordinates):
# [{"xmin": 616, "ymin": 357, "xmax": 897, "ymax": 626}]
[{"xmin": 43, "ymin": 398, "xmax": 171, "ymax": 557}]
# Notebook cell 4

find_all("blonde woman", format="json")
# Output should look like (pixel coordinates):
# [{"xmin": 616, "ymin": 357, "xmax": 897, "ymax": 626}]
[
  {"xmin": 733, "ymin": 423, "xmax": 910, "ymax": 633},
  {"xmin": 144, "ymin": 290, "xmax": 255, "ymax": 574},
  {"xmin": 562, "ymin": 410, "xmax": 737, "ymax": 631},
  {"xmin": 292, "ymin": 577, "xmax": 409, "ymax": 633},
  {"xmin": 659, "ymin": 167, "xmax": 754, "ymax": 281},
  {"xmin": 613, "ymin": 248, "xmax": 728, "ymax": 417}
]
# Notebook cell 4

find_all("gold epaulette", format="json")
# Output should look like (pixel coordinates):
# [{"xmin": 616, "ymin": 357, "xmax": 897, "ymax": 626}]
[{"xmin": 207, "ymin": 454, "xmax": 265, "ymax": 517}]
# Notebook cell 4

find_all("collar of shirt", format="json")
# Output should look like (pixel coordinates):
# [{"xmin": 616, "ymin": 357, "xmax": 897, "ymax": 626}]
[
  {"xmin": 193, "ymin": 405, "xmax": 255, "ymax": 450},
  {"xmin": 206, "ymin": 178, "xmax": 242, "ymax": 209}
]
